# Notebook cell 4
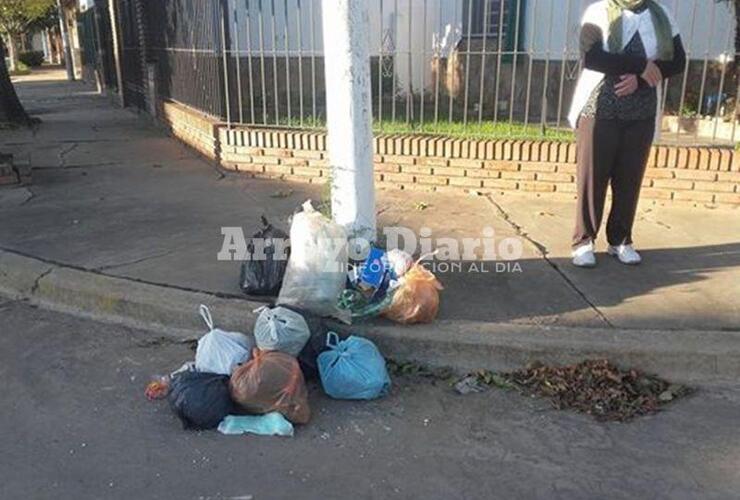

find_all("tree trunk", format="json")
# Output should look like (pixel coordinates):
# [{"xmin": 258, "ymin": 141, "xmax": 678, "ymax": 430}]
[
  {"xmin": 51, "ymin": 28, "xmax": 63, "ymax": 65},
  {"xmin": 6, "ymin": 35, "xmax": 18, "ymax": 73},
  {"xmin": 0, "ymin": 38, "xmax": 32, "ymax": 126},
  {"xmin": 46, "ymin": 29, "xmax": 60, "ymax": 65}
]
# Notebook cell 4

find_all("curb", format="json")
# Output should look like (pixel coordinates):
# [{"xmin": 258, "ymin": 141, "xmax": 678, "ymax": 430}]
[{"xmin": 1, "ymin": 249, "xmax": 739, "ymax": 384}]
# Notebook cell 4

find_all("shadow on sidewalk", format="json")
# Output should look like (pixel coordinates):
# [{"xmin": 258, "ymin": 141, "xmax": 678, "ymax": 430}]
[
  {"xmin": 429, "ymin": 242, "xmax": 740, "ymax": 329},
  {"xmin": 5, "ymin": 66, "xmax": 738, "ymax": 333}
]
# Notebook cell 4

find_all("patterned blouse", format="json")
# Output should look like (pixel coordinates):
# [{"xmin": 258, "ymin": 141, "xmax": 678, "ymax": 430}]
[{"xmin": 581, "ymin": 32, "xmax": 657, "ymax": 121}]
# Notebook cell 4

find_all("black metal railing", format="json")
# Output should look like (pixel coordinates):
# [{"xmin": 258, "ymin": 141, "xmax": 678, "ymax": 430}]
[{"xmin": 103, "ymin": 0, "xmax": 740, "ymax": 144}]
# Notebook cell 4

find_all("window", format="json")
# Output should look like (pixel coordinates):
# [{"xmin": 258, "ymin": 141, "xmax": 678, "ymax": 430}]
[{"xmin": 463, "ymin": 0, "xmax": 522, "ymax": 50}]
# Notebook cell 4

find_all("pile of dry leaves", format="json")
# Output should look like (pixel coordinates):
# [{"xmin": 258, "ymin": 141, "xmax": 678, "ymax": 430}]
[{"xmin": 462, "ymin": 359, "xmax": 692, "ymax": 422}]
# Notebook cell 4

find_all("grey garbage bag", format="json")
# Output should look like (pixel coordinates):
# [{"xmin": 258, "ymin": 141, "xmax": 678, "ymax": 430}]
[
  {"xmin": 254, "ymin": 306, "xmax": 311, "ymax": 356},
  {"xmin": 195, "ymin": 305, "xmax": 255, "ymax": 375}
]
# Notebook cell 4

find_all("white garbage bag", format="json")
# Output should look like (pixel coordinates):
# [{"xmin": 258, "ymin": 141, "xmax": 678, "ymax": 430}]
[
  {"xmin": 277, "ymin": 200, "xmax": 349, "ymax": 321},
  {"xmin": 254, "ymin": 306, "xmax": 311, "ymax": 356},
  {"xmin": 195, "ymin": 305, "xmax": 255, "ymax": 375},
  {"xmin": 386, "ymin": 249, "xmax": 414, "ymax": 278}
]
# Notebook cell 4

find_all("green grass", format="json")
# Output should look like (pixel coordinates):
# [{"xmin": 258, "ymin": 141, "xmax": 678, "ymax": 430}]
[
  {"xmin": 373, "ymin": 119, "xmax": 574, "ymax": 141},
  {"xmin": 9, "ymin": 61, "xmax": 31, "ymax": 77},
  {"xmin": 277, "ymin": 116, "xmax": 574, "ymax": 142}
]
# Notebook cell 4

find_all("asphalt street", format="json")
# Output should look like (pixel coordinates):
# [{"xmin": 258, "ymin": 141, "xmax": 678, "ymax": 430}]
[{"xmin": 1, "ymin": 299, "xmax": 739, "ymax": 500}]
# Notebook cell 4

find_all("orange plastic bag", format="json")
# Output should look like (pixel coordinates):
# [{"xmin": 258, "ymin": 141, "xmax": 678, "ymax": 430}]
[
  {"xmin": 382, "ymin": 264, "xmax": 443, "ymax": 324},
  {"xmin": 229, "ymin": 349, "xmax": 311, "ymax": 424}
]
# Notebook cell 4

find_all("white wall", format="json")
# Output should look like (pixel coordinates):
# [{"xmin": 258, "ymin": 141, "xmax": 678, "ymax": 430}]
[
  {"xmin": 667, "ymin": 0, "xmax": 735, "ymax": 61},
  {"xmin": 29, "ymin": 32, "xmax": 46, "ymax": 52},
  {"xmin": 387, "ymin": 0, "xmax": 462, "ymax": 93},
  {"xmin": 230, "ymin": 0, "xmax": 735, "ymax": 93},
  {"xmin": 229, "ymin": 0, "xmax": 460, "ymax": 92},
  {"xmin": 523, "ymin": 0, "xmax": 736, "ymax": 60},
  {"xmin": 522, "ymin": 0, "xmax": 585, "ymax": 58}
]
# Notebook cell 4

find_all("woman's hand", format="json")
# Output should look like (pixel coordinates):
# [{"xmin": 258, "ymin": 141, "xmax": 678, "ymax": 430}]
[
  {"xmin": 614, "ymin": 74, "xmax": 638, "ymax": 97},
  {"xmin": 640, "ymin": 60, "xmax": 663, "ymax": 87}
]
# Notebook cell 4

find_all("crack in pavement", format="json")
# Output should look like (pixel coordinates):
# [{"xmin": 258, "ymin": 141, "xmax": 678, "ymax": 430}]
[
  {"xmin": 95, "ymin": 250, "xmax": 177, "ymax": 272},
  {"xmin": 485, "ymin": 195, "xmax": 614, "ymax": 328},
  {"xmin": 19, "ymin": 187, "xmax": 37, "ymax": 206},
  {"xmin": 33, "ymin": 162, "xmax": 122, "ymax": 171},
  {"xmin": 58, "ymin": 143, "xmax": 78, "ymax": 168},
  {"xmin": 135, "ymin": 335, "xmax": 197, "ymax": 349},
  {"xmin": 0, "ymin": 246, "xmax": 244, "ymax": 301},
  {"xmin": 30, "ymin": 267, "xmax": 54, "ymax": 295},
  {"xmin": 5, "ymin": 138, "xmax": 134, "ymax": 146}
]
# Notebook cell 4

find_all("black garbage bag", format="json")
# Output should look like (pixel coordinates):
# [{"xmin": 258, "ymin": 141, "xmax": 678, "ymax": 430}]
[
  {"xmin": 240, "ymin": 216, "xmax": 290, "ymax": 296},
  {"xmin": 168, "ymin": 371, "xmax": 233, "ymax": 430},
  {"xmin": 284, "ymin": 305, "xmax": 351, "ymax": 380}
]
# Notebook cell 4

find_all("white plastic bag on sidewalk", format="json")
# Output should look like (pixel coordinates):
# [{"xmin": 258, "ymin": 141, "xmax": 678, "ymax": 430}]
[
  {"xmin": 195, "ymin": 305, "xmax": 255, "ymax": 375},
  {"xmin": 277, "ymin": 200, "xmax": 349, "ymax": 321},
  {"xmin": 254, "ymin": 306, "xmax": 311, "ymax": 356}
]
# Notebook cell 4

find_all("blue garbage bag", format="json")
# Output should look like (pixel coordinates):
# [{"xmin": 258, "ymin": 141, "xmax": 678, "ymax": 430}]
[{"xmin": 317, "ymin": 332, "xmax": 391, "ymax": 400}]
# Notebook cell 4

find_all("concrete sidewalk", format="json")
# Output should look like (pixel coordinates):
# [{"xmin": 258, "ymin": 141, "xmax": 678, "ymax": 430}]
[{"xmin": 2, "ymin": 69, "xmax": 739, "ymax": 381}]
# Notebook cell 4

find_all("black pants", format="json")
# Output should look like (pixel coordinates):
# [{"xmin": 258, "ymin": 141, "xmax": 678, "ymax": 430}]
[{"xmin": 573, "ymin": 116, "xmax": 655, "ymax": 249}]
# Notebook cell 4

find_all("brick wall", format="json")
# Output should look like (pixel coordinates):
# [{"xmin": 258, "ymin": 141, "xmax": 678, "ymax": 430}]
[
  {"xmin": 155, "ymin": 102, "xmax": 740, "ymax": 206},
  {"xmin": 158, "ymin": 100, "xmax": 221, "ymax": 161},
  {"xmin": 219, "ymin": 128, "xmax": 740, "ymax": 206}
]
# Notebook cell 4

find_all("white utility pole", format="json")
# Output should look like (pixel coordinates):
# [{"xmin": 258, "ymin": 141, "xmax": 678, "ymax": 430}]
[
  {"xmin": 56, "ymin": 0, "xmax": 75, "ymax": 81},
  {"xmin": 321, "ymin": 0, "xmax": 376, "ymax": 244}
]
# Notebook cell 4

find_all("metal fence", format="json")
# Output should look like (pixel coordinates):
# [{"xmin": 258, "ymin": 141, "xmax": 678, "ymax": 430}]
[
  {"xmin": 145, "ymin": 0, "xmax": 228, "ymax": 118},
  {"xmin": 131, "ymin": 0, "xmax": 739, "ymax": 144},
  {"xmin": 78, "ymin": 5, "xmax": 118, "ymax": 89},
  {"xmin": 119, "ymin": 0, "xmax": 148, "ymax": 109},
  {"xmin": 95, "ymin": 1, "xmax": 119, "ymax": 90}
]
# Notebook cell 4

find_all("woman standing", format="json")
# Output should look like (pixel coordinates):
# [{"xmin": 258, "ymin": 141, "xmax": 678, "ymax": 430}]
[{"xmin": 568, "ymin": 0, "xmax": 686, "ymax": 267}]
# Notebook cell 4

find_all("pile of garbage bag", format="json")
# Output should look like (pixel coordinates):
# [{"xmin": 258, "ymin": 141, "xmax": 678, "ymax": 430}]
[
  {"xmin": 149, "ymin": 301, "xmax": 391, "ymax": 435},
  {"xmin": 148, "ymin": 200, "xmax": 445, "ymax": 435},
  {"xmin": 341, "ymin": 248, "xmax": 444, "ymax": 325},
  {"xmin": 238, "ymin": 201, "xmax": 444, "ymax": 325}
]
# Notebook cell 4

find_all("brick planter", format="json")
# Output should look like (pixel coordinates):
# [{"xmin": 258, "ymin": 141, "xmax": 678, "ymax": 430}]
[
  {"xmin": 158, "ymin": 100, "xmax": 221, "ymax": 161},
  {"xmin": 220, "ymin": 128, "xmax": 740, "ymax": 206},
  {"xmin": 157, "ymin": 99, "xmax": 740, "ymax": 207}
]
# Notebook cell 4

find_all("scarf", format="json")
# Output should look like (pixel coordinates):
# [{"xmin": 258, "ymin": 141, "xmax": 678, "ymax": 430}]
[{"xmin": 608, "ymin": 0, "xmax": 674, "ymax": 60}]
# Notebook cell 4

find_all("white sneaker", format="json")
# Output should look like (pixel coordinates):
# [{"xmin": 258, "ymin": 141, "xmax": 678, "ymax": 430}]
[
  {"xmin": 572, "ymin": 242, "xmax": 596, "ymax": 268},
  {"xmin": 608, "ymin": 244, "xmax": 642, "ymax": 265}
]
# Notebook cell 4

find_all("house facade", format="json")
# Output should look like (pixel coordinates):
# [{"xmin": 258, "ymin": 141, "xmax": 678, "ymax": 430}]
[{"xmin": 74, "ymin": 0, "xmax": 738, "ymax": 134}]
